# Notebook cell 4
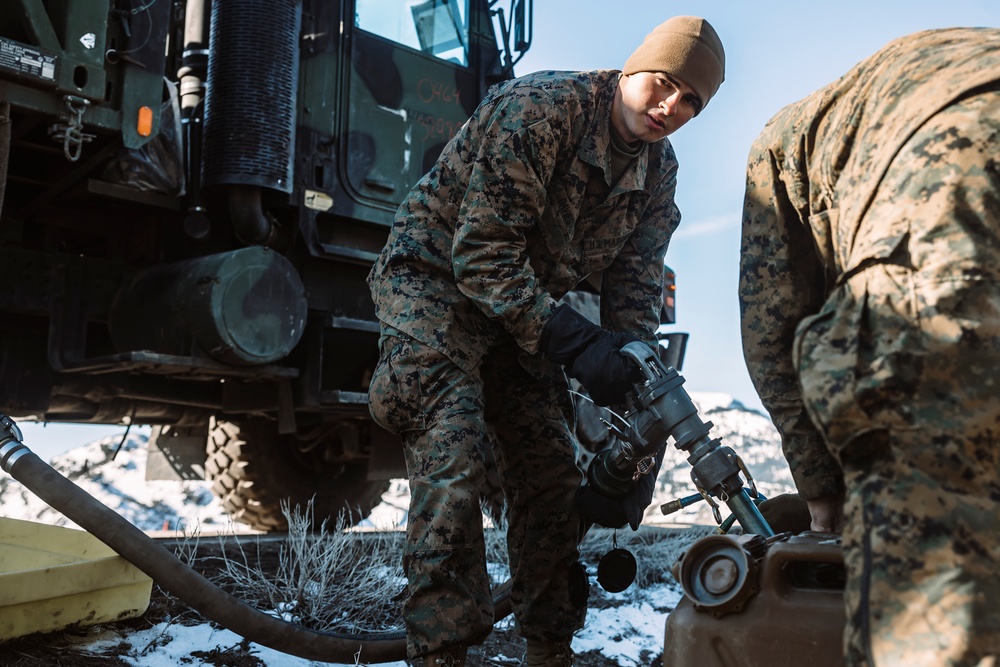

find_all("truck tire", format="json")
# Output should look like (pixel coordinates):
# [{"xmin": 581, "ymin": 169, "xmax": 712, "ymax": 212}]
[{"xmin": 206, "ymin": 418, "xmax": 389, "ymax": 532}]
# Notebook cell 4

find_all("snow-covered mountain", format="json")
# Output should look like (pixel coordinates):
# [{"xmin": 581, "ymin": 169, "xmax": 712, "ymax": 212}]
[
  {"xmin": 645, "ymin": 392, "xmax": 795, "ymax": 525},
  {"xmin": 0, "ymin": 393, "xmax": 795, "ymax": 531}
]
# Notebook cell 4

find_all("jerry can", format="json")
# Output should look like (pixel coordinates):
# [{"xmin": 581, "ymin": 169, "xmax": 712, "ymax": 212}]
[{"xmin": 664, "ymin": 532, "xmax": 845, "ymax": 667}]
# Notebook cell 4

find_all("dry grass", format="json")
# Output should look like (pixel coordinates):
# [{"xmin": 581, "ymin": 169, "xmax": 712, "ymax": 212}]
[
  {"xmin": 168, "ymin": 499, "xmax": 713, "ymax": 638},
  {"xmin": 203, "ymin": 499, "xmax": 407, "ymax": 634}
]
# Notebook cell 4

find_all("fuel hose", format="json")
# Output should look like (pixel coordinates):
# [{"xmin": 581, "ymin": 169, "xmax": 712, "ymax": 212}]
[{"xmin": 0, "ymin": 415, "xmax": 511, "ymax": 663}]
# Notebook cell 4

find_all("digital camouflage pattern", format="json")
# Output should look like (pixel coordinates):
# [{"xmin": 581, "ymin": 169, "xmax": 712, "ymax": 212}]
[
  {"xmin": 741, "ymin": 28, "xmax": 1000, "ymax": 667},
  {"xmin": 367, "ymin": 68, "xmax": 681, "ymax": 658},
  {"xmin": 368, "ymin": 68, "xmax": 677, "ymax": 370},
  {"xmin": 368, "ymin": 329, "xmax": 587, "ymax": 658}
]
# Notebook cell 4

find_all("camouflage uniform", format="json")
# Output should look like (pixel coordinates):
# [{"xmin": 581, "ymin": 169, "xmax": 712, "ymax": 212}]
[
  {"xmin": 368, "ymin": 69, "xmax": 677, "ymax": 658},
  {"xmin": 741, "ymin": 28, "xmax": 1000, "ymax": 667}
]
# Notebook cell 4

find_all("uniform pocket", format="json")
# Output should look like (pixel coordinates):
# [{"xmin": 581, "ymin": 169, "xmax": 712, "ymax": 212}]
[
  {"xmin": 795, "ymin": 266, "xmax": 921, "ymax": 459},
  {"xmin": 367, "ymin": 334, "xmax": 428, "ymax": 434},
  {"xmin": 793, "ymin": 287, "xmax": 872, "ymax": 454}
]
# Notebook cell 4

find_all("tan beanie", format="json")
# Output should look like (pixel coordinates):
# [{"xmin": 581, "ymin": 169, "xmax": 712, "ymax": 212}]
[{"xmin": 622, "ymin": 16, "xmax": 726, "ymax": 110}]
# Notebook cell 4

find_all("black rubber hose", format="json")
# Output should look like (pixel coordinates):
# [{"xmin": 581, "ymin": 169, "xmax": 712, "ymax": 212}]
[{"xmin": 0, "ymin": 422, "xmax": 512, "ymax": 663}]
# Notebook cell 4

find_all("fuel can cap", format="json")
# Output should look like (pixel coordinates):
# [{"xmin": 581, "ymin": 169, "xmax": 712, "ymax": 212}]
[
  {"xmin": 597, "ymin": 548, "xmax": 637, "ymax": 593},
  {"xmin": 676, "ymin": 534, "xmax": 759, "ymax": 617}
]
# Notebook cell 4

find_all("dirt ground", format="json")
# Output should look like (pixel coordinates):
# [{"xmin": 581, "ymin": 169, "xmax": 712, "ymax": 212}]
[{"xmin": 0, "ymin": 533, "xmax": 662, "ymax": 667}]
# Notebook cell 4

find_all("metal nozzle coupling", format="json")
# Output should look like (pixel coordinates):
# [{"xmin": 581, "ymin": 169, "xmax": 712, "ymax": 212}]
[
  {"xmin": 0, "ymin": 414, "xmax": 30, "ymax": 472},
  {"xmin": 660, "ymin": 492, "xmax": 704, "ymax": 516},
  {"xmin": 586, "ymin": 446, "xmax": 637, "ymax": 499},
  {"xmin": 660, "ymin": 498, "xmax": 685, "ymax": 515}
]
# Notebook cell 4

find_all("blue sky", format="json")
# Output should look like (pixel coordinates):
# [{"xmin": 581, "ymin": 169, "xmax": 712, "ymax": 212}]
[
  {"xmin": 16, "ymin": 1, "xmax": 1000, "ymax": 460},
  {"xmin": 515, "ymin": 0, "xmax": 1000, "ymax": 411}
]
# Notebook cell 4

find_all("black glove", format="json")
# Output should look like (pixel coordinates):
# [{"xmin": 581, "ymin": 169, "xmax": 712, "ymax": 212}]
[
  {"xmin": 540, "ymin": 305, "xmax": 642, "ymax": 406},
  {"xmin": 757, "ymin": 493, "xmax": 812, "ymax": 534},
  {"xmin": 576, "ymin": 444, "xmax": 665, "ymax": 531}
]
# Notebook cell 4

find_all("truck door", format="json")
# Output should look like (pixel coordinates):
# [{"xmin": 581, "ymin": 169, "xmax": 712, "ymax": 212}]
[{"xmin": 345, "ymin": 0, "xmax": 481, "ymax": 213}]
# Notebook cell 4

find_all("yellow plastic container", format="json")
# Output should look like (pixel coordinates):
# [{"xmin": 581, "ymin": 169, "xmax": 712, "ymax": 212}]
[{"xmin": 0, "ymin": 517, "xmax": 152, "ymax": 640}]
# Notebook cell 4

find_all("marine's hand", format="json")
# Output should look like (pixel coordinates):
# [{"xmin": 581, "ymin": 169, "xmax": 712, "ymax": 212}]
[
  {"xmin": 805, "ymin": 494, "xmax": 844, "ymax": 533},
  {"xmin": 575, "ymin": 485, "xmax": 628, "ymax": 530},
  {"xmin": 621, "ymin": 450, "xmax": 662, "ymax": 530},
  {"xmin": 757, "ymin": 493, "xmax": 812, "ymax": 534},
  {"xmin": 540, "ymin": 305, "xmax": 642, "ymax": 406}
]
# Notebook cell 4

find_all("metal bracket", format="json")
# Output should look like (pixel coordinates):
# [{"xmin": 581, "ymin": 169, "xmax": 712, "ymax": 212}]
[{"xmin": 49, "ymin": 95, "xmax": 95, "ymax": 161}]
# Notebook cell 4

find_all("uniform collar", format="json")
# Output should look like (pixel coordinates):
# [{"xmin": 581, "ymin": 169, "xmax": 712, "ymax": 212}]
[{"xmin": 578, "ymin": 71, "xmax": 650, "ymax": 194}]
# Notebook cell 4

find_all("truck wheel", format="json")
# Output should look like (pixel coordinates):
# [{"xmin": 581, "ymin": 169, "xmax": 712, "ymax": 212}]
[{"xmin": 206, "ymin": 418, "xmax": 389, "ymax": 532}]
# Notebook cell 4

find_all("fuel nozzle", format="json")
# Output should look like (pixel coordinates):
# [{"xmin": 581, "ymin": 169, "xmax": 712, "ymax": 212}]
[{"xmin": 585, "ymin": 341, "xmax": 774, "ymax": 536}]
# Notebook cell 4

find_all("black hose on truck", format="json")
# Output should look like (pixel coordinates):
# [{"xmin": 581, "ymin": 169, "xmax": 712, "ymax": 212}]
[{"xmin": 0, "ymin": 414, "xmax": 512, "ymax": 663}]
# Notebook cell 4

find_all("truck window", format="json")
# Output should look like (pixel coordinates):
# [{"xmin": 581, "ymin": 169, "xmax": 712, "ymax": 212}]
[{"xmin": 356, "ymin": 0, "xmax": 470, "ymax": 66}]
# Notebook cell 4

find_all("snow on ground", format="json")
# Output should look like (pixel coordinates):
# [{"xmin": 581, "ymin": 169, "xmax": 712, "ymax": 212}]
[
  {"xmin": 75, "ymin": 587, "xmax": 682, "ymax": 667},
  {"xmin": 81, "ymin": 621, "xmax": 410, "ymax": 667},
  {"xmin": 572, "ymin": 584, "xmax": 684, "ymax": 664}
]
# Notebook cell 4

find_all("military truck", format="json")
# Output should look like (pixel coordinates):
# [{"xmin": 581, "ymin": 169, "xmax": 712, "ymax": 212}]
[{"xmin": 0, "ymin": 0, "xmax": 686, "ymax": 532}]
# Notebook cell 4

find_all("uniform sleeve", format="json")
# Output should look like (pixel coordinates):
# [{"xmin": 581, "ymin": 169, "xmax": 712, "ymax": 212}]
[
  {"xmin": 740, "ymin": 127, "xmax": 843, "ymax": 500},
  {"xmin": 451, "ymin": 89, "xmax": 564, "ymax": 353},
  {"xmin": 599, "ymin": 178, "xmax": 678, "ymax": 345}
]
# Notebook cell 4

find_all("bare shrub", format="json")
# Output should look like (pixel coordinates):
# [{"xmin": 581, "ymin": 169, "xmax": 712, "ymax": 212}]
[
  {"xmin": 217, "ymin": 500, "xmax": 517, "ymax": 633},
  {"xmin": 212, "ymin": 499, "xmax": 407, "ymax": 633}
]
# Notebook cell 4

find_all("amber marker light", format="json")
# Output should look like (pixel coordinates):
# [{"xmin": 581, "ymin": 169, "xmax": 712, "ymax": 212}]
[{"xmin": 137, "ymin": 105, "xmax": 154, "ymax": 137}]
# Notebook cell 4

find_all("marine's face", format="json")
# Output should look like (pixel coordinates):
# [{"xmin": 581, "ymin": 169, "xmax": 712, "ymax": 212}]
[{"xmin": 612, "ymin": 71, "xmax": 701, "ymax": 143}]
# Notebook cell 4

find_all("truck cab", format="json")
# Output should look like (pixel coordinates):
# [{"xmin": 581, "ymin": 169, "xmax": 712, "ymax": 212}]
[{"xmin": 0, "ymin": 0, "xmax": 531, "ymax": 530}]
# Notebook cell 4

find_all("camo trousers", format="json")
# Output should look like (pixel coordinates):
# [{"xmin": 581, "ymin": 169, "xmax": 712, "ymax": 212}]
[
  {"xmin": 368, "ymin": 327, "xmax": 587, "ymax": 659},
  {"xmin": 794, "ymin": 91, "xmax": 1000, "ymax": 667}
]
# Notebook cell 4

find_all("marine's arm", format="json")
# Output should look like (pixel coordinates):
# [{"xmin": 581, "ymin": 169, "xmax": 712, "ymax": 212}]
[
  {"xmin": 739, "ymin": 129, "xmax": 843, "ymax": 501},
  {"xmin": 450, "ymin": 87, "xmax": 564, "ymax": 352},
  {"xmin": 599, "ymin": 166, "xmax": 678, "ymax": 346},
  {"xmin": 449, "ymin": 84, "xmax": 641, "ymax": 405}
]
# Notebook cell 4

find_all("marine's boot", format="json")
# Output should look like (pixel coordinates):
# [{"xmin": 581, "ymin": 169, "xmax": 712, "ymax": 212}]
[
  {"xmin": 423, "ymin": 646, "xmax": 467, "ymax": 666},
  {"xmin": 526, "ymin": 638, "xmax": 573, "ymax": 666}
]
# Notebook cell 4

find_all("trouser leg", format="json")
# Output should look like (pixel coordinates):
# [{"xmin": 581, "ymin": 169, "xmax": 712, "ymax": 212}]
[
  {"xmin": 401, "ymin": 415, "xmax": 495, "ymax": 659},
  {"xmin": 368, "ymin": 330, "xmax": 494, "ymax": 659},
  {"xmin": 482, "ymin": 347, "xmax": 587, "ymax": 642}
]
